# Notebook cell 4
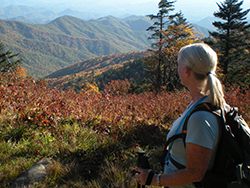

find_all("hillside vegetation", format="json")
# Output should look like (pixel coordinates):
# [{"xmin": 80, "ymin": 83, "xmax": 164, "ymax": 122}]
[
  {"xmin": 0, "ymin": 73, "xmax": 249, "ymax": 187},
  {"xmin": 46, "ymin": 51, "xmax": 149, "ymax": 91},
  {"xmin": 0, "ymin": 16, "xmax": 150, "ymax": 78}
]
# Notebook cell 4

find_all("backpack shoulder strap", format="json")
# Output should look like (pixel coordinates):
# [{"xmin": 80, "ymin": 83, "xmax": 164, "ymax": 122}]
[
  {"xmin": 161, "ymin": 102, "xmax": 221, "ymax": 168},
  {"xmin": 165, "ymin": 102, "xmax": 219, "ymax": 148},
  {"xmin": 182, "ymin": 102, "xmax": 220, "ymax": 147},
  {"xmin": 161, "ymin": 132, "xmax": 187, "ymax": 166}
]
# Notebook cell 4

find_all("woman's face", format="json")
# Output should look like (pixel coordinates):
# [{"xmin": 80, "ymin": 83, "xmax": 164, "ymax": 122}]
[{"xmin": 178, "ymin": 60, "xmax": 186, "ymax": 86}]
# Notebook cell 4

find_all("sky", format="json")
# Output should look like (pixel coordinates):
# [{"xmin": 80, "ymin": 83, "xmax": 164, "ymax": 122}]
[{"xmin": 3, "ymin": 0, "xmax": 250, "ymax": 22}]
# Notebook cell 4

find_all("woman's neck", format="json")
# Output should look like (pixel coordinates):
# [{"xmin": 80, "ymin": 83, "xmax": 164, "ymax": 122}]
[
  {"xmin": 186, "ymin": 77, "xmax": 206, "ymax": 104},
  {"xmin": 190, "ymin": 90, "xmax": 205, "ymax": 104}
]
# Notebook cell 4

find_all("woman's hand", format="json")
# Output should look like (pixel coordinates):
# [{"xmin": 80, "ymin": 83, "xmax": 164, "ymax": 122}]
[{"xmin": 134, "ymin": 167, "xmax": 152, "ymax": 185}]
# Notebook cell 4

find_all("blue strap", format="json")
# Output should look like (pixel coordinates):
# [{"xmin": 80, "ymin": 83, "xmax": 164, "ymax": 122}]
[{"xmin": 165, "ymin": 96, "xmax": 208, "ymax": 162}]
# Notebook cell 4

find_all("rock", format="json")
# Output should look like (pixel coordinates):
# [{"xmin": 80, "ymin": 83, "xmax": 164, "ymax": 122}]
[{"xmin": 10, "ymin": 158, "xmax": 53, "ymax": 188}]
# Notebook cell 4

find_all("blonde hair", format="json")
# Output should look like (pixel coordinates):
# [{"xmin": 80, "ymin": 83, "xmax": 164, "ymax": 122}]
[{"xmin": 178, "ymin": 43, "xmax": 225, "ymax": 108}]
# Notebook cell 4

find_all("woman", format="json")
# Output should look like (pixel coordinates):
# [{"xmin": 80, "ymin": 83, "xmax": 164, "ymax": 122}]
[{"xmin": 135, "ymin": 43, "xmax": 225, "ymax": 187}]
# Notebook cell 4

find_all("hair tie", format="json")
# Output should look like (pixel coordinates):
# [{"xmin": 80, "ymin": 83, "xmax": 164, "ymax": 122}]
[{"xmin": 207, "ymin": 72, "xmax": 211, "ymax": 76}]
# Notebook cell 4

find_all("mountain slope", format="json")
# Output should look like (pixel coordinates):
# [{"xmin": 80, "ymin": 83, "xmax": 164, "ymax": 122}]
[
  {"xmin": 46, "ymin": 51, "xmax": 149, "ymax": 91},
  {"xmin": 0, "ymin": 16, "xmax": 150, "ymax": 78},
  {"xmin": 46, "ymin": 51, "xmax": 149, "ymax": 79},
  {"xmin": 195, "ymin": 16, "xmax": 218, "ymax": 31}
]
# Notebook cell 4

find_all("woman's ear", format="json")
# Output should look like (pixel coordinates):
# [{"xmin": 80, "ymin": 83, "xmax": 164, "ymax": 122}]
[{"xmin": 184, "ymin": 66, "xmax": 191, "ymax": 76}]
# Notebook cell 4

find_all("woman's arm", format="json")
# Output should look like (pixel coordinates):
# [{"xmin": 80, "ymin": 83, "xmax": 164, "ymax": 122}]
[{"xmin": 135, "ymin": 142, "xmax": 212, "ymax": 187}]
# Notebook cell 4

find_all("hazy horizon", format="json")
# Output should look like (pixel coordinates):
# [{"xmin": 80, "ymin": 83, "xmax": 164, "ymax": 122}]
[{"xmin": 2, "ymin": 0, "xmax": 250, "ymax": 22}]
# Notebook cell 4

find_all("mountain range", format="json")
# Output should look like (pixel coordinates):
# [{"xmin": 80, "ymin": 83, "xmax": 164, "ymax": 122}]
[
  {"xmin": 1, "ymin": 0, "xmax": 160, "ymax": 21},
  {"xmin": 2, "ymin": 0, "xmax": 250, "ymax": 22},
  {"xmin": 1, "ymin": 4, "xmax": 222, "ymax": 29},
  {"xmin": 0, "ymin": 15, "xmax": 152, "ymax": 78},
  {"xmin": 0, "ymin": 15, "xmax": 212, "ymax": 78}
]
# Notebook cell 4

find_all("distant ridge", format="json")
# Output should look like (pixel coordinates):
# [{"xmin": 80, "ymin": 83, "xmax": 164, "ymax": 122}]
[
  {"xmin": 1, "ymin": 4, "xmax": 213, "ymax": 34},
  {"xmin": 0, "ymin": 14, "xmax": 211, "ymax": 78},
  {"xmin": 90, "ymin": 15, "xmax": 153, "ymax": 31},
  {"xmin": 0, "ymin": 16, "xmax": 150, "ymax": 78},
  {"xmin": 195, "ymin": 16, "xmax": 218, "ymax": 31}
]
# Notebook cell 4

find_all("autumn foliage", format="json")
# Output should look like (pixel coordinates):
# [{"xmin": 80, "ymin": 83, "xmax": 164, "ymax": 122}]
[
  {"xmin": 0, "ymin": 74, "xmax": 249, "ymax": 187},
  {"xmin": 0, "ymin": 75, "xmax": 249, "ymax": 139},
  {"xmin": 0, "ymin": 75, "xmax": 188, "ymax": 140}
]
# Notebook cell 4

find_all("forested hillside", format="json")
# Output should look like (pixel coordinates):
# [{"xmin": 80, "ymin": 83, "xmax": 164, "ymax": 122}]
[
  {"xmin": 93, "ymin": 58, "xmax": 149, "ymax": 91},
  {"xmin": 0, "ymin": 16, "xmax": 150, "ymax": 78},
  {"xmin": 47, "ymin": 51, "xmax": 149, "ymax": 91}
]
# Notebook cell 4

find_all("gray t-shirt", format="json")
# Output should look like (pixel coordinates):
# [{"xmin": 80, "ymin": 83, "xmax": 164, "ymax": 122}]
[{"xmin": 164, "ymin": 97, "xmax": 220, "ymax": 188}]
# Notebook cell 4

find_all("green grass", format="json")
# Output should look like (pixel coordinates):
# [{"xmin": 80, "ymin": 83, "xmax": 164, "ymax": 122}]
[{"xmin": 0, "ymin": 119, "xmax": 167, "ymax": 187}]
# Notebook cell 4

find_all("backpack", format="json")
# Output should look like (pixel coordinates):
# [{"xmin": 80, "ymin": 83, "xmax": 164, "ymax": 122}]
[{"xmin": 162, "ymin": 102, "xmax": 250, "ymax": 188}]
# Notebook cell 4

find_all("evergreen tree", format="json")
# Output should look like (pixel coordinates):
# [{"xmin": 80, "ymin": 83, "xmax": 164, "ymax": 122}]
[
  {"xmin": 228, "ymin": 27, "xmax": 250, "ymax": 87},
  {"xmin": 145, "ymin": 4, "xmax": 202, "ymax": 91},
  {"xmin": 0, "ymin": 41, "xmax": 22, "ymax": 73},
  {"xmin": 145, "ymin": 0, "xmax": 176, "ymax": 91},
  {"xmin": 163, "ymin": 11, "xmax": 202, "ymax": 90},
  {"xmin": 169, "ymin": 11, "xmax": 191, "ymax": 27},
  {"xmin": 210, "ymin": 0, "xmax": 250, "ymax": 83}
]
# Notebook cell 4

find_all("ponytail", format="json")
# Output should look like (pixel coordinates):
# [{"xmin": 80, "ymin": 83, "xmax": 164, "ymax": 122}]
[{"xmin": 204, "ymin": 73, "xmax": 225, "ymax": 108}]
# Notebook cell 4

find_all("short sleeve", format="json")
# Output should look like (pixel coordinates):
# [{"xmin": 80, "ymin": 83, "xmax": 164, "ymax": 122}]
[{"xmin": 185, "ymin": 111, "xmax": 220, "ymax": 149}]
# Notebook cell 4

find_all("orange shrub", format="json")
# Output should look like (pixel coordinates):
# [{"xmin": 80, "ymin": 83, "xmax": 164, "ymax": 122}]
[{"xmin": 0, "ymin": 74, "xmax": 249, "ymax": 144}]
